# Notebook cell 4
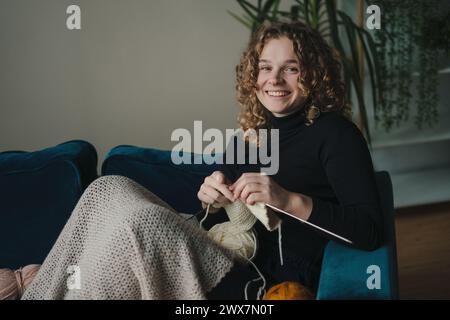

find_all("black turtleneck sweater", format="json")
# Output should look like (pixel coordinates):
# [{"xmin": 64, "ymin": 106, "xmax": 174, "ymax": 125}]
[{"xmin": 217, "ymin": 109, "xmax": 383, "ymax": 292}]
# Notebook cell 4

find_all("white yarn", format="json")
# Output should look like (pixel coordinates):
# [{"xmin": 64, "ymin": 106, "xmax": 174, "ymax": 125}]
[
  {"xmin": 205, "ymin": 201, "xmax": 257, "ymax": 261},
  {"xmin": 202, "ymin": 200, "xmax": 284, "ymax": 300}
]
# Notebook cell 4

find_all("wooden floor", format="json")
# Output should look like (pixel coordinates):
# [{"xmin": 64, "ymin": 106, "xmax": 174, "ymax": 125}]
[{"xmin": 395, "ymin": 201, "xmax": 450, "ymax": 299}]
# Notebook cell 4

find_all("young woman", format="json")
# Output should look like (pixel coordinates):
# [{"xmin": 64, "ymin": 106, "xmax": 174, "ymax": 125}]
[
  {"xmin": 23, "ymin": 21, "xmax": 382, "ymax": 300},
  {"xmin": 200, "ymin": 21, "xmax": 383, "ymax": 298}
]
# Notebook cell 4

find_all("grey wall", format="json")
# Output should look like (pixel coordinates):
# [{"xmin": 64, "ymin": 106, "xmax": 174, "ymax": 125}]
[{"xmin": 0, "ymin": 0, "xmax": 250, "ymax": 167}]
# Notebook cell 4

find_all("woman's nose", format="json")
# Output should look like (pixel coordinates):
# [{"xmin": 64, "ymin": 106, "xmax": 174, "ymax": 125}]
[{"xmin": 268, "ymin": 72, "xmax": 284, "ymax": 85}]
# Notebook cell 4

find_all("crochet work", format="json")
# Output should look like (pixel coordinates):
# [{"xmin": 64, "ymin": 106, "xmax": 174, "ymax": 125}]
[{"xmin": 22, "ymin": 176, "xmax": 236, "ymax": 300}]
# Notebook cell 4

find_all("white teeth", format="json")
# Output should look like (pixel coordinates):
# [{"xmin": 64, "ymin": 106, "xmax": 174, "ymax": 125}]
[{"xmin": 267, "ymin": 91, "xmax": 289, "ymax": 97}]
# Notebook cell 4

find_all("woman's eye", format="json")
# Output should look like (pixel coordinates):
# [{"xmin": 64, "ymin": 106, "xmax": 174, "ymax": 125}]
[
  {"xmin": 259, "ymin": 66, "xmax": 271, "ymax": 71},
  {"xmin": 285, "ymin": 67, "xmax": 299, "ymax": 73}
]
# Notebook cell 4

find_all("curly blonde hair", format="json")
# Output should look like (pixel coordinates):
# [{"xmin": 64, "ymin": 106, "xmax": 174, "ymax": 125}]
[{"xmin": 236, "ymin": 21, "xmax": 351, "ymax": 136}]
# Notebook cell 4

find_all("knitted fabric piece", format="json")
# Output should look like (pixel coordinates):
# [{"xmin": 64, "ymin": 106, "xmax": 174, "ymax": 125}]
[
  {"xmin": 246, "ymin": 202, "xmax": 281, "ymax": 231},
  {"xmin": 22, "ymin": 175, "xmax": 236, "ymax": 300},
  {"xmin": 222, "ymin": 201, "xmax": 258, "ymax": 232},
  {"xmin": 206, "ymin": 201, "xmax": 281, "ymax": 261}
]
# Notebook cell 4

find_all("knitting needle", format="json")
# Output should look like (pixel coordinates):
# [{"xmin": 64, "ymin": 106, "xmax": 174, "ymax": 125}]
[{"xmin": 264, "ymin": 203, "xmax": 353, "ymax": 244}]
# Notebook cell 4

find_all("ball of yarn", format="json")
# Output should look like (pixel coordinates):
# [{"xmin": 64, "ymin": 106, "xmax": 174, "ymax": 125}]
[
  {"xmin": 0, "ymin": 264, "xmax": 41, "ymax": 300},
  {"xmin": 207, "ymin": 221, "xmax": 257, "ymax": 260},
  {"xmin": 20, "ymin": 264, "xmax": 41, "ymax": 291},
  {"xmin": 0, "ymin": 268, "xmax": 18, "ymax": 300},
  {"xmin": 263, "ymin": 281, "xmax": 315, "ymax": 300}
]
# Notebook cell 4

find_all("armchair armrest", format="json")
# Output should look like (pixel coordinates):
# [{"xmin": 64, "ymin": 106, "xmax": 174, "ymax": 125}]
[
  {"xmin": 317, "ymin": 241, "xmax": 398, "ymax": 300},
  {"xmin": 317, "ymin": 171, "xmax": 399, "ymax": 300}
]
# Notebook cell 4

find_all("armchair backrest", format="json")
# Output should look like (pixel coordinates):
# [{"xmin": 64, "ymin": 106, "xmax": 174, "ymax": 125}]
[
  {"xmin": 102, "ymin": 146, "xmax": 217, "ymax": 214},
  {"xmin": 0, "ymin": 140, "xmax": 97, "ymax": 269}
]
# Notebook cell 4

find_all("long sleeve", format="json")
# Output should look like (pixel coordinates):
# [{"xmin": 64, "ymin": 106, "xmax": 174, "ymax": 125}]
[
  {"xmin": 217, "ymin": 151, "xmax": 239, "ymax": 185},
  {"xmin": 197, "ymin": 135, "xmax": 242, "ymax": 230},
  {"xmin": 307, "ymin": 123, "xmax": 383, "ymax": 251},
  {"xmin": 217, "ymin": 134, "xmax": 245, "ymax": 184}
]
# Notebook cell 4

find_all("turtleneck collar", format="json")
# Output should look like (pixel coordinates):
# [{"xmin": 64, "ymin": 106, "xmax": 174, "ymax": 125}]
[{"xmin": 267, "ymin": 107, "xmax": 307, "ymax": 131}]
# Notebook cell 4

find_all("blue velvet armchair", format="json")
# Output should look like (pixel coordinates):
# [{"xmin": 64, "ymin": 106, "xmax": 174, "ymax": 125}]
[
  {"xmin": 102, "ymin": 145, "xmax": 399, "ymax": 300},
  {"xmin": 0, "ymin": 140, "xmax": 399, "ymax": 299}
]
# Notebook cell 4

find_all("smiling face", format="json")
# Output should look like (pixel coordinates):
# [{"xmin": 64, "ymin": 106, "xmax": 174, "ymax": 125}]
[{"xmin": 256, "ymin": 37, "xmax": 308, "ymax": 117}]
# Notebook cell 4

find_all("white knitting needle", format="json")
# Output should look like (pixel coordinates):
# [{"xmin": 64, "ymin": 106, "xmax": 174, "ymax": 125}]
[{"xmin": 264, "ymin": 203, "xmax": 353, "ymax": 244}]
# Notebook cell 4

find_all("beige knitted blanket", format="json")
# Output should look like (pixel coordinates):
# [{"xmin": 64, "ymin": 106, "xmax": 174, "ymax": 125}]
[{"xmin": 22, "ymin": 175, "xmax": 236, "ymax": 300}]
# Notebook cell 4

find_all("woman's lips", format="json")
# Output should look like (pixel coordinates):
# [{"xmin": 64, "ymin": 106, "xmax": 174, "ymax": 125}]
[{"xmin": 265, "ymin": 90, "xmax": 291, "ymax": 99}]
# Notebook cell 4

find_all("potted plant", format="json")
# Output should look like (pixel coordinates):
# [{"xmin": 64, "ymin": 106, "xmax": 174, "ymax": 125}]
[{"xmin": 229, "ymin": 0, "xmax": 450, "ymax": 144}]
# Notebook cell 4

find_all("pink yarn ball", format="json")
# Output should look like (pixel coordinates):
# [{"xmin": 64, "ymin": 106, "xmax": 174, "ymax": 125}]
[{"xmin": 0, "ymin": 264, "xmax": 40, "ymax": 300}]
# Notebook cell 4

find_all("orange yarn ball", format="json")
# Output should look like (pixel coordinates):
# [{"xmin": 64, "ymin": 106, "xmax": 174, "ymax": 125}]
[{"xmin": 263, "ymin": 281, "xmax": 315, "ymax": 300}]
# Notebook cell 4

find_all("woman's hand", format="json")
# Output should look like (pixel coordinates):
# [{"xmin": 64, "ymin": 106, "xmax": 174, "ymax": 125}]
[
  {"xmin": 197, "ymin": 171, "xmax": 234, "ymax": 213},
  {"xmin": 230, "ymin": 172, "xmax": 313, "ymax": 220},
  {"xmin": 229, "ymin": 173, "xmax": 290, "ymax": 208}
]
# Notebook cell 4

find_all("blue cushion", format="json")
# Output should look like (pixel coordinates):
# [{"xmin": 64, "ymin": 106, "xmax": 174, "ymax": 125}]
[
  {"xmin": 0, "ymin": 140, "xmax": 98, "ymax": 269},
  {"xmin": 101, "ymin": 145, "xmax": 218, "ymax": 214}
]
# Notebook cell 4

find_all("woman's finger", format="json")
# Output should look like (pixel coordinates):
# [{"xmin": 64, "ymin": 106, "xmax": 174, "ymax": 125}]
[
  {"xmin": 205, "ymin": 176, "xmax": 234, "ymax": 201},
  {"xmin": 211, "ymin": 171, "xmax": 226, "ymax": 184},
  {"xmin": 240, "ymin": 183, "xmax": 263, "ymax": 202},
  {"xmin": 231, "ymin": 174, "xmax": 266, "ymax": 200},
  {"xmin": 246, "ymin": 192, "xmax": 265, "ymax": 205},
  {"xmin": 197, "ymin": 189, "xmax": 215, "ymax": 205},
  {"xmin": 201, "ymin": 184, "xmax": 221, "ymax": 201},
  {"xmin": 215, "ymin": 183, "xmax": 235, "ymax": 202},
  {"xmin": 202, "ymin": 184, "xmax": 233, "ymax": 204}
]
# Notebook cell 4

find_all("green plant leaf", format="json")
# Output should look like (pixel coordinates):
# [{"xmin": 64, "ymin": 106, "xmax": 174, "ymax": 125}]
[
  {"xmin": 311, "ymin": 0, "xmax": 318, "ymax": 29},
  {"xmin": 319, "ymin": 2, "xmax": 327, "ymax": 20},
  {"xmin": 260, "ymin": 0, "xmax": 278, "ymax": 21},
  {"xmin": 319, "ymin": 24, "xmax": 331, "ymax": 35},
  {"xmin": 359, "ymin": 28, "xmax": 384, "ymax": 121},
  {"xmin": 288, "ymin": 2, "xmax": 307, "ymax": 15},
  {"xmin": 304, "ymin": 0, "xmax": 311, "ymax": 26},
  {"xmin": 237, "ymin": 0, "xmax": 259, "ymax": 12},
  {"xmin": 338, "ymin": 13, "xmax": 371, "ymax": 143},
  {"xmin": 271, "ymin": 0, "xmax": 281, "ymax": 20},
  {"xmin": 355, "ymin": 27, "xmax": 378, "ymax": 122},
  {"xmin": 236, "ymin": 0, "xmax": 258, "ymax": 21},
  {"xmin": 278, "ymin": 8, "xmax": 306, "ymax": 21},
  {"xmin": 339, "ymin": 13, "xmax": 361, "ymax": 79},
  {"xmin": 324, "ymin": 0, "xmax": 347, "ymax": 60}
]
